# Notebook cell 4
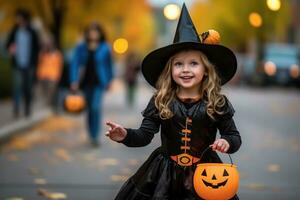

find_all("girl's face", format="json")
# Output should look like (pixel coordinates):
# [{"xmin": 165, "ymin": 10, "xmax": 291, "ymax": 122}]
[{"xmin": 171, "ymin": 50, "xmax": 206, "ymax": 92}]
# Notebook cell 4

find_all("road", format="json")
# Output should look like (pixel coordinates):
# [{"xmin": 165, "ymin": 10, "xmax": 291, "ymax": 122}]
[{"xmin": 0, "ymin": 82, "xmax": 299, "ymax": 200}]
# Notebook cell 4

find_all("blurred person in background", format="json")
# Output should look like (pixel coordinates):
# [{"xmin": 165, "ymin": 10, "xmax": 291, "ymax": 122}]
[
  {"xmin": 124, "ymin": 51, "xmax": 140, "ymax": 107},
  {"xmin": 69, "ymin": 22, "xmax": 114, "ymax": 147},
  {"xmin": 37, "ymin": 36, "xmax": 63, "ymax": 110},
  {"xmin": 6, "ymin": 8, "xmax": 40, "ymax": 118}
]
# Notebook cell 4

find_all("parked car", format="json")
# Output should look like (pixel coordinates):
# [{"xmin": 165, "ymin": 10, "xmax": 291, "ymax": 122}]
[{"xmin": 257, "ymin": 43, "xmax": 300, "ymax": 86}]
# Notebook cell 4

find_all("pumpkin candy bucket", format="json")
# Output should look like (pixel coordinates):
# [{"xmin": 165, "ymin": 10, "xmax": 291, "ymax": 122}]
[
  {"xmin": 193, "ymin": 147, "xmax": 239, "ymax": 200},
  {"xmin": 64, "ymin": 92, "xmax": 86, "ymax": 114}
]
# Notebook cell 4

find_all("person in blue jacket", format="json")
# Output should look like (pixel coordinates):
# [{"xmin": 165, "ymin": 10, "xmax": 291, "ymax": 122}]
[{"xmin": 70, "ymin": 22, "xmax": 114, "ymax": 147}]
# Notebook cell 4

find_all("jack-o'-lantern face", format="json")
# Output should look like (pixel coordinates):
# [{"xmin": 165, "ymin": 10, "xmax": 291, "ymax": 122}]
[
  {"xmin": 201, "ymin": 168, "xmax": 229, "ymax": 189},
  {"xmin": 193, "ymin": 164, "xmax": 239, "ymax": 200}
]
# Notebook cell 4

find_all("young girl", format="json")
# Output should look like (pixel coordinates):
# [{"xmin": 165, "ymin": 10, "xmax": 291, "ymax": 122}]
[{"xmin": 106, "ymin": 4, "xmax": 241, "ymax": 200}]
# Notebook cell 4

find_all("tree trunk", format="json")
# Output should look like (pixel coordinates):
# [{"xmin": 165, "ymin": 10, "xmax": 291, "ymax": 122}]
[{"xmin": 50, "ymin": 0, "xmax": 66, "ymax": 50}]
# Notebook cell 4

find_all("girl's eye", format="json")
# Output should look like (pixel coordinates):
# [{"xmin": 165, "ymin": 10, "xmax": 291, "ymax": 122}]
[
  {"xmin": 191, "ymin": 61, "xmax": 198, "ymax": 66},
  {"xmin": 174, "ymin": 62, "xmax": 183, "ymax": 67}
]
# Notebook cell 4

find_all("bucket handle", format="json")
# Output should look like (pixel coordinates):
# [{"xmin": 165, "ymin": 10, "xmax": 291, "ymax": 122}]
[{"xmin": 199, "ymin": 146, "xmax": 233, "ymax": 166}]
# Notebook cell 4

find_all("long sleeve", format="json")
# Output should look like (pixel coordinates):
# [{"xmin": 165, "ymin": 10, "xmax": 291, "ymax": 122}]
[
  {"xmin": 69, "ymin": 44, "xmax": 83, "ymax": 84},
  {"xmin": 217, "ymin": 117, "xmax": 241, "ymax": 154},
  {"xmin": 121, "ymin": 117, "xmax": 160, "ymax": 147},
  {"xmin": 121, "ymin": 96, "xmax": 161, "ymax": 147},
  {"xmin": 5, "ymin": 26, "xmax": 16, "ymax": 50},
  {"xmin": 215, "ymin": 96, "xmax": 241, "ymax": 154}
]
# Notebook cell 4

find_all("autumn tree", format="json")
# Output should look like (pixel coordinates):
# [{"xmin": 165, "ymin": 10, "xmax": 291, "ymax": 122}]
[
  {"xmin": 191, "ymin": 0, "xmax": 291, "ymax": 51},
  {"xmin": 0, "ymin": 0, "xmax": 156, "ymax": 53}
]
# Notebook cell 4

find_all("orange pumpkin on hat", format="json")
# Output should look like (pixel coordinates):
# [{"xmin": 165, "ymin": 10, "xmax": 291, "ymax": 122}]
[
  {"xmin": 201, "ymin": 29, "xmax": 221, "ymax": 45},
  {"xmin": 64, "ymin": 93, "xmax": 86, "ymax": 113}
]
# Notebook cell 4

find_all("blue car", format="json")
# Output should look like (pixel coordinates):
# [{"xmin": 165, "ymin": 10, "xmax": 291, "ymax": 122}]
[{"xmin": 259, "ymin": 43, "xmax": 300, "ymax": 86}]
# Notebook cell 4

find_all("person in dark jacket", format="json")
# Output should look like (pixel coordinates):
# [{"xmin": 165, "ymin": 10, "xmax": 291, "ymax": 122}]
[
  {"xmin": 124, "ymin": 51, "xmax": 140, "ymax": 107},
  {"xmin": 6, "ymin": 8, "xmax": 40, "ymax": 118},
  {"xmin": 70, "ymin": 22, "xmax": 114, "ymax": 147},
  {"xmin": 106, "ymin": 4, "xmax": 241, "ymax": 200}
]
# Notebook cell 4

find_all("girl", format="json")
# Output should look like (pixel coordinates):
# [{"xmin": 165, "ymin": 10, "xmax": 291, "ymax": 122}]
[{"xmin": 106, "ymin": 4, "xmax": 241, "ymax": 200}]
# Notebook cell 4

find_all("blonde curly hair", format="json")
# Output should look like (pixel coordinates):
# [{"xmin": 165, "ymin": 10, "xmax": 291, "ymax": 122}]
[{"xmin": 154, "ymin": 50, "xmax": 226, "ymax": 120}]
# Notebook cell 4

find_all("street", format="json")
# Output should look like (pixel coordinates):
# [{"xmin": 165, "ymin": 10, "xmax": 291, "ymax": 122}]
[{"xmin": 0, "ymin": 82, "xmax": 300, "ymax": 200}]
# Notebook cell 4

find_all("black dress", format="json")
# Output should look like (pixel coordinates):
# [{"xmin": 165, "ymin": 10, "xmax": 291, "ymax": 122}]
[{"xmin": 115, "ymin": 96, "xmax": 241, "ymax": 200}]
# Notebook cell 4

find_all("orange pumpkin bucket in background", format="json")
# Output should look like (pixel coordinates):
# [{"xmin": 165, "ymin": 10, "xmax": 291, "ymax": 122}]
[
  {"xmin": 193, "ymin": 147, "xmax": 239, "ymax": 200},
  {"xmin": 64, "ymin": 92, "xmax": 86, "ymax": 114}
]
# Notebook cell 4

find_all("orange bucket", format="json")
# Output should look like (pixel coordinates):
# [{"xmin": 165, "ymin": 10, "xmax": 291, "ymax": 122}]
[{"xmin": 193, "ymin": 147, "xmax": 239, "ymax": 200}]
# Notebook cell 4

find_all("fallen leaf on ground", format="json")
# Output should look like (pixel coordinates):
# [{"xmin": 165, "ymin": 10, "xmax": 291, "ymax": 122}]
[
  {"xmin": 34, "ymin": 178, "xmax": 47, "ymax": 185},
  {"xmin": 128, "ymin": 159, "xmax": 139, "ymax": 166},
  {"xmin": 37, "ymin": 188, "xmax": 49, "ymax": 197},
  {"xmin": 5, "ymin": 198, "xmax": 24, "ymax": 200},
  {"xmin": 6, "ymin": 154, "xmax": 19, "ymax": 161},
  {"xmin": 28, "ymin": 167, "xmax": 41, "ymax": 175},
  {"xmin": 83, "ymin": 153, "xmax": 97, "ymax": 161},
  {"xmin": 98, "ymin": 158, "xmax": 119, "ymax": 166},
  {"xmin": 121, "ymin": 168, "xmax": 132, "ymax": 175},
  {"xmin": 1, "ymin": 116, "xmax": 79, "ymax": 152},
  {"xmin": 54, "ymin": 148, "xmax": 72, "ymax": 162},
  {"xmin": 7, "ymin": 138, "xmax": 30, "ymax": 150},
  {"xmin": 38, "ymin": 188, "xmax": 67, "ymax": 199},
  {"xmin": 35, "ymin": 116, "xmax": 78, "ymax": 133},
  {"xmin": 47, "ymin": 192, "xmax": 67, "ymax": 200},
  {"xmin": 111, "ymin": 175, "xmax": 129, "ymax": 182},
  {"xmin": 244, "ymin": 183, "xmax": 267, "ymax": 190},
  {"xmin": 267, "ymin": 164, "xmax": 280, "ymax": 172}
]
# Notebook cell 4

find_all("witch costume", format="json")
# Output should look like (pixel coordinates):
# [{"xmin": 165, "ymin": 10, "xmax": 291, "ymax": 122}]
[{"xmin": 115, "ymin": 4, "xmax": 241, "ymax": 200}]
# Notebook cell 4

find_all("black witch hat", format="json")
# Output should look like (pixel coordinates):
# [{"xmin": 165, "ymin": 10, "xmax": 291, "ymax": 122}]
[{"xmin": 141, "ymin": 3, "xmax": 237, "ymax": 87}]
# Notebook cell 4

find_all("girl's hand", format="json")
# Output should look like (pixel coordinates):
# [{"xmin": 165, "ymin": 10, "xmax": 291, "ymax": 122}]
[
  {"xmin": 210, "ymin": 139, "xmax": 230, "ymax": 153},
  {"xmin": 105, "ymin": 121, "xmax": 127, "ymax": 142}
]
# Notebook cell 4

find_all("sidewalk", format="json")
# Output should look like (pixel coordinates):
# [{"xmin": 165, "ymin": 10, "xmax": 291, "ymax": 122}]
[
  {"xmin": 0, "ymin": 78, "xmax": 151, "ymax": 141},
  {"xmin": 0, "ymin": 96, "xmax": 52, "ymax": 140}
]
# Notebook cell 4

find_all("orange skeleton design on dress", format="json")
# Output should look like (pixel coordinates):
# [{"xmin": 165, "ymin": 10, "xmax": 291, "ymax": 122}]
[
  {"xmin": 171, "ymin": 117, "xmax": 200, "ymax": 166},
  {"xmin": 181, "ymin": 117, "xmax": 192, "ymax": 153}
]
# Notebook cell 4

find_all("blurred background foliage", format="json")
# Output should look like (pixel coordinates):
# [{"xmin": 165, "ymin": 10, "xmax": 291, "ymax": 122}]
[
  {"xmin": 0, "ymin": 0, "xmax": 293, "ymax": 52},
  {"xmin": 0, "ymin": 0, "xmax": 298, "ymax": 98},
  {"xmin": 191, "ymin": 0, "xmax": 291, "ymax": 51},
  {"xmin": 0, "ymin": 0, "xmax": 156, "ymax": 52}
]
